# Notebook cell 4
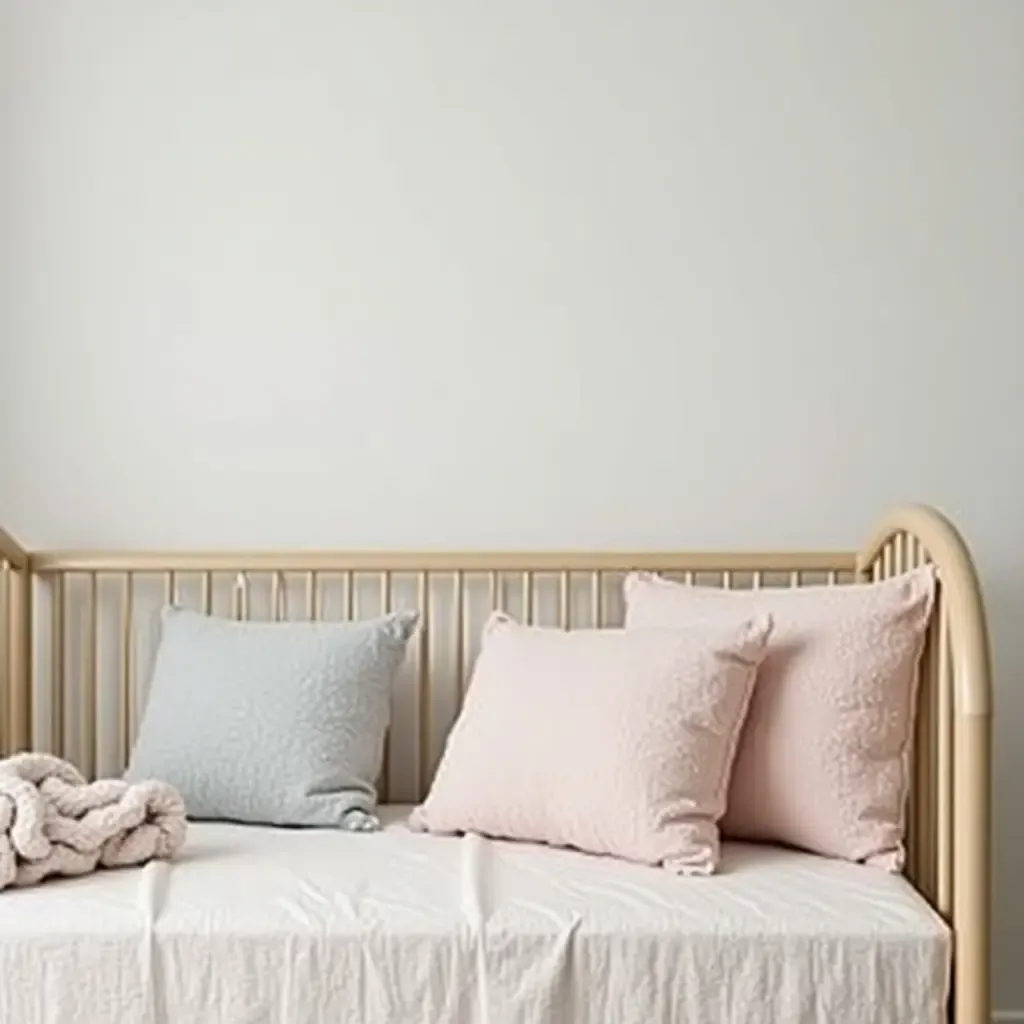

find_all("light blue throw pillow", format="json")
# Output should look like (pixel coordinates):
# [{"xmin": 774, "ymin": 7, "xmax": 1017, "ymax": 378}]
[{"xmin": 125, "ymin": 606, "xmax": 419, "ymax": 830}]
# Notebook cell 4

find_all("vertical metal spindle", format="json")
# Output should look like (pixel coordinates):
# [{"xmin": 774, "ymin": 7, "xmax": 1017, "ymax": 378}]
[
  {"xmin": 343, "ymin": 572, "xmax": 354, "ymax": 620},
  {"xmin": 52, "ymin": 574, "xmax": 65, "ymax": 756},
  {"xmin": 417, "ymin": 572, "xmax": 430, "ymax": 800},
  {"xmin": 454, "ymin": 572, "xmax": 465, "ymax": 698},
  {"xmin": 272, "ymin": 572, "xmax": 285, "ymax": 621},
  {"xmin": 380, "ymin": 571, "xmax": 393, "ymax": 801},
  {"xmin": 893, "ymin": 533, "xmax": 906, "ymax": 575},
  {"xmin": 202, "ymin": 572, "xmax": 213, "ymax": 615},
  {"xmin": 559, "ymin": 571, "xmax": 571, "ymax": 628},
  {"xmin": 122, "ymin": 574, "xmax": 134, "ymax": 768},
  {"xmin": 591, "ymin": 571, "xmax": 603, "ymax": 628},
  {"xmin": 7, "ymin": 568, "xmax": 30, "ymax": 753},
  {"xmin": 84, "ymin": 572, "xmax": 98, "ymax": 780},
  {"xmin": 882, "ymin": 540, "xmax": 894, "ymax": 580},
  {"xmin": 522, "ymin": 571, "xmax": 533, "ymax": 625},
  {"xmin": 307, "ymin": 572, "xmax": 318, "ymax": 620},
  {"xmin": 907, "ymin": 536, "xmax": 921, "ymax": 570}
]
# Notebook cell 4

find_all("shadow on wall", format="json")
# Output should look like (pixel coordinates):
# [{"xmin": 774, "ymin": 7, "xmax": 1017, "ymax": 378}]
[{"xmin": 985, "ymin": 571, "xmax": 1023, "ymax": 1013}]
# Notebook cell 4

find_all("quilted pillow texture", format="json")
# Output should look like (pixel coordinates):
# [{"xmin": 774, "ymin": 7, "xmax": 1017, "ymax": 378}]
[
  {"xmin": 623, "ymin": 566, "xmax": 936, "ymax": 869},
  {"xmin": 409, "ymin": 611, "xmax": 773, "ymax": 874},
  {"xmin": 126, "ymin": 607, "xmax": 418, "ymax": 828}
]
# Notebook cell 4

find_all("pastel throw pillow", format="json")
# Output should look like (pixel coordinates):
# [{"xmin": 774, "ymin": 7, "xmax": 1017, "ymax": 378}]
[
  {"xmin": 623, "ymin": 567, "xmax": 936, "ymax": 870},
  {"xmin": 409, "ymin": 611, "xmax": 773, "ymax": 875},
  {"xmin": 126, "ymin": 607, "xmax": 419, "ymax": 830}
]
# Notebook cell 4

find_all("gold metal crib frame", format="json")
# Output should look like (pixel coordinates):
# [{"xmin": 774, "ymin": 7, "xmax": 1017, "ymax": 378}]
[{"xmin": 0, "ymin": 505, "xmax": 993, "ymax": 1022}]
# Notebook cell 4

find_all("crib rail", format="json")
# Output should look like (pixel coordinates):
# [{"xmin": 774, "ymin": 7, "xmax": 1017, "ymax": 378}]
[
  {"xmin": 24, "ymin": 550, "xmax": 858, "ymax": 796},
  {"xmin": 857, "ymin": 505, "xmax": 992, "ymax": 1024}
]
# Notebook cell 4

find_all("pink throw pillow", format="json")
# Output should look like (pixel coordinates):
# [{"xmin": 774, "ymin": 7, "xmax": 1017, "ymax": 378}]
[
  {"xmin": 623, "ymin": 567, "xmax": 936, "ymax": 870},
  {"xmin": 409, "ymin": 611, "xmax": 773, "ymax": 875}
]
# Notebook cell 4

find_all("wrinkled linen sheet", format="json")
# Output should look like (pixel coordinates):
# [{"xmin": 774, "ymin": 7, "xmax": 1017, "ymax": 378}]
[
  {"xmin": 0, "ymin": 753, "xmax": 185, "ymax": 891},
  {"xmin": 0, "ymin": 805, "xmax": 949, "ymax": 1024}
]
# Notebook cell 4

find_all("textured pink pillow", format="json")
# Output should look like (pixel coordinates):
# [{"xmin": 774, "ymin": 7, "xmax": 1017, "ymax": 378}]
[
  {"xmin": 409, "ymin": 611, "xmax": 773, "ymax": 875},
  {"xmin": 623, "ymin": 567, "xmax": 936, "ymax": 870}
]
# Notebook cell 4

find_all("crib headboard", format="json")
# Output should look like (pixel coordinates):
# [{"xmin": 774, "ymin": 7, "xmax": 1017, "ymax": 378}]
[{"xmin": 0, "ymin": 505, "xmax": 993, "ymax": 1023}]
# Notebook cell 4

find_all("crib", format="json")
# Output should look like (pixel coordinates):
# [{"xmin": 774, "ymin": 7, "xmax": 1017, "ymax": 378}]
[{"xmin": 0, "ymin": 505, "xmax": 992, "ymax": 1023}]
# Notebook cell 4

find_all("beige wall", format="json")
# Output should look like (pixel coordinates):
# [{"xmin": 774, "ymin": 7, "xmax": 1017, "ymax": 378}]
[{"xmin": 2, "ymin": 3, "xmax": 1022, "ymax": 1013}]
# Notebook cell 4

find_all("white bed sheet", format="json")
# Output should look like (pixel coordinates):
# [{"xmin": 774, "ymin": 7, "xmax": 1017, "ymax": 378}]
[{"xmin": 0, "ymin": 806, "xmax": 950, "ymax": 1024}]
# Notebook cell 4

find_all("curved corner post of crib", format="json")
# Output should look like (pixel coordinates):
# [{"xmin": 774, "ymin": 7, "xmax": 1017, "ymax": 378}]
[
  {"xmin": 859, "ymin": 503, "xmax": 993, "ymax": 719},
  {"xmin": 858, "ymin": 503, "xmax": 993, "ymax": 1024}
]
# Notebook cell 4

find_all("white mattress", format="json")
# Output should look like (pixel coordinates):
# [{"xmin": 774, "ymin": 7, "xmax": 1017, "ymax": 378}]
[{"xmin": 0, "ymin": 806, "xmax": 950, "ymax": 1024}]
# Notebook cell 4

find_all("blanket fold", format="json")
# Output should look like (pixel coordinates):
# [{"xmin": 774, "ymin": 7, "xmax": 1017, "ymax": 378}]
[{"xmin": 0, "ymin": 752, "xmax": 186, "ymax": 891}]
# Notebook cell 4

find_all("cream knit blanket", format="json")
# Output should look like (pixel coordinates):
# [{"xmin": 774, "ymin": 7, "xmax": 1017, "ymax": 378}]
[{"xmin": 0, "ymin": 752, "xmax": 187, "ymax": 891}]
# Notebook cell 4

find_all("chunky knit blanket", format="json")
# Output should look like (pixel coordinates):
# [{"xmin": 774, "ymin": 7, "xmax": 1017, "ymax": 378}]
[{"xmin": 0, "ymin": 752, "xmax": 187, "ymax": 891}]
